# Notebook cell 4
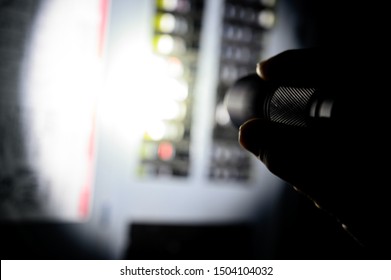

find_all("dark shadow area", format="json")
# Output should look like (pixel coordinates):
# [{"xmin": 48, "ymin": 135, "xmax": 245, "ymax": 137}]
[{"xmin": 123, "ymin": 186, "xmax": 368, "ymax": 260}]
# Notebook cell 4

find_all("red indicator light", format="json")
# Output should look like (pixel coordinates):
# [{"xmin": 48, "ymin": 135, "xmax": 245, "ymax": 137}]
[{"xmin": 158, "ymin": 142, "xmax": 175, "ymax": 161}]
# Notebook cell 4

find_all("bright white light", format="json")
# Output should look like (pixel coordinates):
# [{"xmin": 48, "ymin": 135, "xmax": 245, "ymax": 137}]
[
  {"xmin": 215, "ymin": 102, "xmax": 231, "ymax": 126},
  {"xmin": 145, "ymin": 121, "xmax": 185, "ymax": 141},
  {"xmin": 258, "ymin": 10, "xmax": 276, "ymax": 29},
  {"xmin": 103, "ymin": 48, "xmax": 188, "ymax": 142},
  {"xmin": 164, "ymin": 122, "xmax": 185, "ymax": 140},
  {"xmin": 166, "ymin": 57, "xmax": 184, "ymax": 78},
  {"xmin": 156, "ymin": 35, "xmax": 186, "ymax": 54},
  {"xmin": 21, "ymin": 0, "xmax": 102, "ymax": 220},
  {"xmin": 158, "ymin": 13, "xmax": 176, "ymax": 33},
  {"xmin": 160, "ymin": 0, "xmax": 179, "ymax": 11},
  {"xmin": 153, "ymin": 100, "xmax": 182, "ymax": 120},
  {"xmin": 145, "ymin": 120, "xmax": 167, "ymax": 141},
  {"xmin": 156, "ymin": 35, "xmax": 175, "ymax": 54},
  {"xmin": 161, "ymin": 78, "xmax": 188, "ymax": 101}
]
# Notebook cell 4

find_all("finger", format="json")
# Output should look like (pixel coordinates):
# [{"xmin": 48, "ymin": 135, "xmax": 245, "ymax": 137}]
[
  {"xmin": 239, "ymin": 118, "xmax": 290, "ymax": 162},
  {"xmin": 239, "ymin": 118, "xmax": 308, "ymax": 161},
  {"xmin": 239, "ymin": 118, "xmax": 335, "ymax": 189},
  {"xmin": 257, "ymin": 48, "xmax": 333, "ymax": 86},
  {"xmin": 239, "ymin": 118, "xmax": 367, "ymax": 218}
]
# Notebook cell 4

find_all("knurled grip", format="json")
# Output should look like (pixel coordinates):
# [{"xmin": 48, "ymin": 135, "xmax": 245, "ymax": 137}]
[{"xmin": 268, "ymin": 86, "xmax": 316, "ymax": 127}]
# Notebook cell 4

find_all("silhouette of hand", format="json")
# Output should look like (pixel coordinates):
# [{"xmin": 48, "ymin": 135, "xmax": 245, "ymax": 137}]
[{"xmin": 238, "ymin": 48, "xmax": 391, "ymax": 254}]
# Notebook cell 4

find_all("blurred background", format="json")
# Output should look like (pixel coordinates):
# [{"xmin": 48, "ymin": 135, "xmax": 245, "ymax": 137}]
[{"xmin": 1, "ymin": 0, "xmax": 366, "ymax": 259}]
